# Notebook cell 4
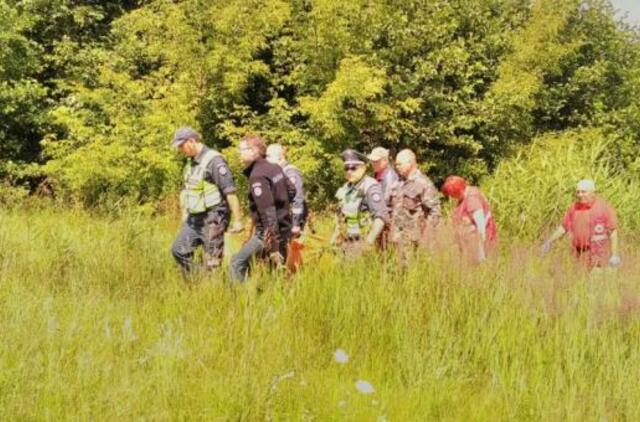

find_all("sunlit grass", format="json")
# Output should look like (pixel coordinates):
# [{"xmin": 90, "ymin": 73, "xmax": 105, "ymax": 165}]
[{"xmin": 1, "ymin": 206, "xmax": 639, "ymax": 420}]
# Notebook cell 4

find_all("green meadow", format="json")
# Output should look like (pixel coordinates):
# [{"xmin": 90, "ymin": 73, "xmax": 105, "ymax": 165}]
[{"xmin": 1, "ymin": 206, "xmax": 639, "ymax": 420}]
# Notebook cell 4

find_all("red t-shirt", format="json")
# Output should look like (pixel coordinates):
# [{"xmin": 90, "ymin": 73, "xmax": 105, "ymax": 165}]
[
  {"xmin": 562, "ymin": 197, "xmax": 617, "ymax": 265},
  {"xmin": 452, "ymin": 187, "xmax": 497, "ymax": 247}
]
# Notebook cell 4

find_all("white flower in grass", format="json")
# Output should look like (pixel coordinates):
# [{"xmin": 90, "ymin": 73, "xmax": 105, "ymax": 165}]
[
  {"xmin": 47, "ymin": 317, "xmax": 59, "ymax": 335},
  {"xmin": 334, "ymin": 349, "xmax": 349, "ymax": 364},
  {"xmin": 355, "ymin": 380, "xmax": 375, "ymax": 394},
  {"xmin": 123, "ymin": 316, "xmax": 137, "ymax": 341}
]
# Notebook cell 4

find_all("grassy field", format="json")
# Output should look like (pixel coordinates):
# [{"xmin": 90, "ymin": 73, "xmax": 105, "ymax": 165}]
[{"xmin": 1, "ymin": 206, "xmax": 640, "ymax": 420}]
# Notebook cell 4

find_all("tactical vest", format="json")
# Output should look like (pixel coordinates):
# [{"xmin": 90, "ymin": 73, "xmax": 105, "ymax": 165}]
[
  {"xmin": 336, "ymin": 177, "xmax": 376, "ymax": 237},
  {"xmin": 180, "ymin": 149, "xmax": 223, "ymax": 214}
]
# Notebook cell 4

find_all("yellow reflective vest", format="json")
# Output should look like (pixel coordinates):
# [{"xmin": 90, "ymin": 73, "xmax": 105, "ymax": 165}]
[{"xmin": 180, "ymin": 149, "xmax": 223, "ymax": 214}]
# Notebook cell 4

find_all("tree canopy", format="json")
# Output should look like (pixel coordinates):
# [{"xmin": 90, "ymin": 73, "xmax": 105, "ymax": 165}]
[{"xmin": 1, "ymin": 0, "xmax": 639, "ymax": 212}]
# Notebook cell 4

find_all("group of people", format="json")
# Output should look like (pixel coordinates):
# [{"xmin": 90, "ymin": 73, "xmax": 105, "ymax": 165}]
[{"xmin": 169, "ymin": 126, "xmax": 622, "ymax": 281}]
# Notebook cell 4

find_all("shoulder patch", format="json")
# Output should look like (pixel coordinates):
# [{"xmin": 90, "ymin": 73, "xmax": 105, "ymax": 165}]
[
  {"xmin": 372, "ymin": 192, "xmax": 382, "ymax": 202},
  {"xmin": 217, "ymin": 165, "xmax": 228, "ymax": 176},
  {"xmin": 253, "ymin": 186, "xmax": 263, "ymax": 197}
]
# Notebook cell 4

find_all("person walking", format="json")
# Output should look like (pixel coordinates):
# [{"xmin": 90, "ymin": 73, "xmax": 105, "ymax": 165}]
[
  {"xmin": 542, "ymin": 179, "xmax": 620, "ymax": 270},
  {"xmin": 170, "ymin": 127, "xmax": 243, "ymax": 275},
  {"xmin": 368, "ymin": 146, "xmax": 399, "ymax": 205},
  {"xmin": 442, "ymin": 175, "xmax": 497, "ymax": 264},
  {"xmin": 266, "ymin": 143, "xmax": 307, "ymax": 237},
  {"xmin": 230, "ymin": 135, "xmax": 296, "ymax": 282},
  {"xmin": 389, "ymin": 149, "xmax": 440, "ymax": 262},
  {"xmin": 331, "ymin": 149, "xmax": 389, "ymax": 257}
]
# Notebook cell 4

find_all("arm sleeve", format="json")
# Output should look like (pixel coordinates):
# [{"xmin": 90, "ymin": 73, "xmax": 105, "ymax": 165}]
[
  {"xmin": 464, "ymin": 194, "xmax": 483, "ymax": 213},
  {"xmin": 250, "ymin": 175, "xmax": 279, "ymax": 252},
  {"xmin": 383, "ymin": 170, "xmax": 399, "ymax": 203},
  {"xmin": 207, "ymin": 156, "xmax": 236, "ymax": 194},
  {"xmin": 285, "ymin": 172, "xmax": 296, "ymax": 203},
  {"xmin": 365, "ymin": 184, "xmax": 390, "ymax": 224},
  {"xmin": 562, "ymin": 206, "xmax": 574, "ymax": 231},
  {"xmin": 420, "ymin": 178, "xmax": 441, "ymax": 223},
  {"xmin": 606, "ymin": 204, "xmax": 618, "ymax": 231},
  {"xmin": 286, "ymin": 169, "xmax": 305, "ymax": 227}
]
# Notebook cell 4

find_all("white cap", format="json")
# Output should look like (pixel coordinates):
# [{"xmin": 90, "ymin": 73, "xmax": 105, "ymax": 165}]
[
  {"xmin": 577, "ymin": 179, "xmax": 596, "ymax": 192},
  {"xmin": 368, "ymin": 147, "xmax": 390, "ymax": 161}
]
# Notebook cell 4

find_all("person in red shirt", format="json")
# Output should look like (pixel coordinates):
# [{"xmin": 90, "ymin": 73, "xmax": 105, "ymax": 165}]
[
  {"xmin": 542, "ymin": 179, "xmax": 620, "ymax": 269},
  {"xmin": 442, "ymin": 175, "xmax": 497, "ymax": 263}
]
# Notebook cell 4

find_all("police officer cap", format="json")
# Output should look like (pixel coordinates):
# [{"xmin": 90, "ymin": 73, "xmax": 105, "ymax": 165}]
[
  {"xmin": 341, "ymin": 149, "xmax": 366, "ymax": 165},
  {"xmin": 172, "ymin": 127, "xmax": 200, "ymax": 148}
]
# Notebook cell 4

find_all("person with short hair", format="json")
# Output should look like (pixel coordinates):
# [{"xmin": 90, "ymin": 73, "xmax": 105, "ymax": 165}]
[
  {"xmin": 230, "ymin": 135, "xmax": 296, "ymax": 281},
  {"xmin": 331, "ymin": 149, "xmax": 389, "ymax": 257},
  {"xmin": 266, "ymin": 144, "xmax": 307, "ymax": 237},
  {"xmin": 170, "ymin": 127, "xmax": 243, "ymax": 275},
  {"xmin": 389, "ymin": 149, "xmax": 440, "ymax": 262},
  {"xmin": 368, "ymin": 146, "xmax": 399, "ymax": 205},
  {"xmin": 442, "ymin": 175, "xmax": 497, "ymax": 264},
  {"xmin": 542, "ymin": 179, "xmax": 620, "ymax": 269}
]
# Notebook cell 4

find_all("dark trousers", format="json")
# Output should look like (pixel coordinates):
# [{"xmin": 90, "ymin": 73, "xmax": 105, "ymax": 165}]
[
  {"xmin": 171, "ymin": 209, "xmax": 228, "ymax": 274},
  {"xmin": 230, "ymin": 230, "xmax": 290, "ymax": 282}
]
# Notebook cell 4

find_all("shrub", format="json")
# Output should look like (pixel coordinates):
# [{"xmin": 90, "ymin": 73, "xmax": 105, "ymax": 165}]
[{"xmin": 483, "ymin": 128, "xmax": 640, "ymax": 240}]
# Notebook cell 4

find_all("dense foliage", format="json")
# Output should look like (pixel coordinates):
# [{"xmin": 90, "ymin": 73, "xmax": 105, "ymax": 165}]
[
  {"xmin": 1, "ymin": 0, "xmax": 639, "ymax": 220},
  {"xmin": 484, "ymin": 128, "xmax": 640, "ymax": 239}
]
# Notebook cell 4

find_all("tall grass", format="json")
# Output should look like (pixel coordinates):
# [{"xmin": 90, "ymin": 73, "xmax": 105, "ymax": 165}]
[
  {"xmin": 484, "ymin": 128, "xmax": 640, "ymax": 240},
  {"xmin": 1, "ymin": 206, "xmax": 640, "ymax": 420}
]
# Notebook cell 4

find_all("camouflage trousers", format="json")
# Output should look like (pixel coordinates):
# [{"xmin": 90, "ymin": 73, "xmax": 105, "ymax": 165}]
[
  {"xmin": 337, "ymin": 237, "xmax": 368, "ymax": 259},
  {"xmin": 390, "ymin": 214, "xmax": 429, "ymax": 265}
]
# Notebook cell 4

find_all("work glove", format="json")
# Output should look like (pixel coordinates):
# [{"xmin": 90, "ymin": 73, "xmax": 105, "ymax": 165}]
[
  {"xmin": 269, "ymin": 251, "xmax": 284, "ymax": 267},
  {"xmin": 228, "ymin": 220, "xmax": 244, "ymax": 234},
  {"xmin": 541, "ymin": 240, "xmax": 552, "ymax": 256},
  {"xmin": 608, "ymin": 255, "xmax": 621, "ymax": 268},
  {"xmin": 291, "ymin": 226, "xmax": 301, "ymax": 238}
]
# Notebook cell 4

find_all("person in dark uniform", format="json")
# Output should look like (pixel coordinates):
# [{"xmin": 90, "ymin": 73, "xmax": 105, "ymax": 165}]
[
  {"xmin": 266, "ymin": 143, "xmax": 307, "ymax": 237},
  {"xmin": 170, "ymin": 127, "xmax": 244, "ymax": 275},
  {"xmin": 231, "ymin": 135, "xmax": 296, "ymax": 282},
  {"xmin": 330, "ymin": 149, "xmax": 389, "ymax": 257}
]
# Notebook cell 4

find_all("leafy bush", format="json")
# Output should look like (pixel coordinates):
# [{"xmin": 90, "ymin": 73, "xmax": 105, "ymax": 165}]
[
  {"xmin": 0, "ymin": 182, "xmax": 29, "ymax": 208},
  {"xmin": 484, "ymin": 128, "xmax": 640, "ymax": 240}
]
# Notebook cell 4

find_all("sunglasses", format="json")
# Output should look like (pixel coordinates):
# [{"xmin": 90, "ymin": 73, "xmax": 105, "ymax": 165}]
[{"xmin": 344, "ymin": 165, "xmax": 360, "ymax": 172}]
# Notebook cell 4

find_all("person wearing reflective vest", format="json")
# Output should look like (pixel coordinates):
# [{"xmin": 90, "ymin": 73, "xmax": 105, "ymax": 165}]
[
  {"xmin": 170, "ymin": 127, "xmax": 243, "ymax": 275},
  {"xmin": 542, "ymin": 179, "xmax": 620, "ymax": 270},
  {"xmin": 330, "ymin": 149, "xmax": 389, "ymax": 257},
  {"xmin": 442, "ymin": 175, "xmax": 497, "ymax": 264}
]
